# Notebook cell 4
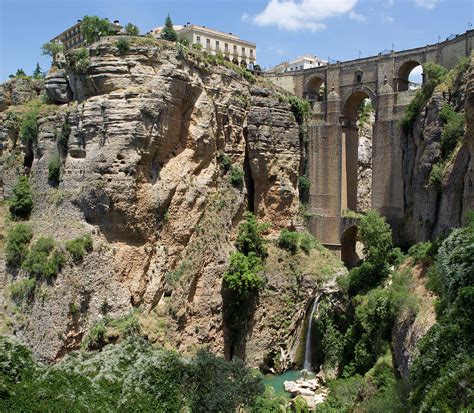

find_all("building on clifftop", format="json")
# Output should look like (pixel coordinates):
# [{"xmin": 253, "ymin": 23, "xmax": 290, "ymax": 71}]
[
  {"xmin": 50, "ymin": 19, "xmax": 122, "ymax": 51},
  {"xmin": 149, "ymin": 22, "xmax": 257, "ymax": 67}
]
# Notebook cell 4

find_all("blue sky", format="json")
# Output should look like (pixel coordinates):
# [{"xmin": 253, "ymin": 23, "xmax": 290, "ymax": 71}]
[{"xmin": 0, "ymin": 0, "xmax": 472, "ymax": 81}]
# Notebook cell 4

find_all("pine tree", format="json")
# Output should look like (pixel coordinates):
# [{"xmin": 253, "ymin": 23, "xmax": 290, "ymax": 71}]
[
  {"xmin": 33, "ymin": 63, "xmax": 44, "ymax": 79},
  {"xmin": 161, "ymin": 14, "xmax": 177, "ymax": 42}
]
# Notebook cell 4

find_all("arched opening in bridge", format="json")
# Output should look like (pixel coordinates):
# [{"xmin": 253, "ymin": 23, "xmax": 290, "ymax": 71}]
[
  {"xmin": 341, "ymin": 225, "xmax": 360, "ymax": 268},
  {"xmin": 305, "ymin": 76, "xmax": 325, "ymax": 102},
  {"xmin": 342, "ymin": 93, "xmax": 374, "ymax": 213},
  {"xmin": 397, "ymin": 60, "xmax": 423, "ymax": 91}
]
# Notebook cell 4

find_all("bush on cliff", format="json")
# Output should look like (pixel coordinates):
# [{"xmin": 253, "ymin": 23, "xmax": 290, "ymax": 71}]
[
  {"xmin": 115, "ymin": 37, "xmax": 130, "ymax": 55},
  {"xmin": 224, "ymin": 252, "xmax": 265, "ymax": 298},
  {"xmin": 65, "ymin": 234, "xmax": 93, "ymax": 263},
  {"xmin": 22, "ymin": 237, "xmax": 65, "ymax": 280},
  {"xmin": 48, "ymin": 156, "xmax": 61, "ymax": 185},
  {"xmin": 6, "ymin": 224, "xmax": 33, "ymax": 266},
  {"xmin": 235, "ymin": 212, "xmax": 269, "ymax": 259},
  {"xmin": 9, "ymin": 176, "xmax": 33, "ymax": 220},
  {"xmin": 19, "ymin": 108, "xmax": 38, "ymax": 144},
  {"xmin": 161, "ymin": 14, "xmax": 177, "ymax": 42},
  {"xmin": 347, "ymin": 210, "xmax": 394, "ymax": 295}
]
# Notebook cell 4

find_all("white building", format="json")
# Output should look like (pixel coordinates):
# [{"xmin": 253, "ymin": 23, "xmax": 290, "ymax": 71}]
[
  {"xmin": 150, "ymin": 23, "xmax": 257, "ymax": 66},
  {"xmin": 268, "ymin": 54, "xmax": 327, "ymax": 73}
]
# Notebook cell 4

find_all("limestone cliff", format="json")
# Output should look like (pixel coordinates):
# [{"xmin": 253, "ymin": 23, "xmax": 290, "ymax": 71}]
[
  {"xmin": 401, "ymin": 57, "xmax": 474, "ymax": 245},
  {"xmin": 0, "ymin": 38, "xmax": 345, "ymax": 367}
]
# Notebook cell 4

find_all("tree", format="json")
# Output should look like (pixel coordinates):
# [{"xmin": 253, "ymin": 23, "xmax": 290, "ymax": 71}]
[
  {"xmin": 32, "ymin": 63, "xmax": 44, "ymax": 79},
  {"xmin": 81, "ymin": 15, "xmax": 114, "ymax": 44},
  {"xmin": 161, "ymin": 14, "xmax": 177, "ymax": 42},
  {"xmin": 223, "ymin": 252, "xmax": 265, "ymax": 298},
  {"xmin": 41, "ymin": 42, "xmax": 65, "ymax": 63},
  {"xmin": 124, "ymin": 23, "xmax": 139, "ymax": 36},
  {"xmin": 235, "ymin": 212, "xmax": 269, "ymax": 258}
]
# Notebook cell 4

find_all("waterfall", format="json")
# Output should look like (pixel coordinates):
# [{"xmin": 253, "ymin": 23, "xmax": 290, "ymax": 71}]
[{"xmin": 303, "ymin": 295, "xmax": 321, "ymax": 372}]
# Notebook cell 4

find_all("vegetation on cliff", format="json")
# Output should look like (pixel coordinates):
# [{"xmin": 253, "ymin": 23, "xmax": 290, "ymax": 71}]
[{"xmin": 314, "ymin": 211, "xmax": 474, "ymax": 412}]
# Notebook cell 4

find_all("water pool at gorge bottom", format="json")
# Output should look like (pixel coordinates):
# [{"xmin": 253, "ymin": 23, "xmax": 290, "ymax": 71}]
[{"xmin": 263, "ymin": 370, "xmax": 308, "ymax": 398}]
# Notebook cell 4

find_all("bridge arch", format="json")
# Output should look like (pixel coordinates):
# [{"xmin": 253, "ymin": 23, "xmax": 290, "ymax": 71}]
[
  {"xmin": 397, "ymin": 60, "xmax": 423, "ymax": 91},
  {"xmin": 305, "ymin": 75, "xmax": 325, "ymax": 101},
  {"xmin": 341, "ymin": 89, "xmax": 375, "ymax": 213}
]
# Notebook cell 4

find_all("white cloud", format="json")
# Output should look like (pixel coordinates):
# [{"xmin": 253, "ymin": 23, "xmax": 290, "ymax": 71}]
[
  {"xmin": 249, "ymin": 0, "xmax": 358, "ymax": 32},
  {"xmin": 413, "ymin": 0, "xmax": 438, "ymax": 9},
  {"xmin": 349, "ymin": 10, "xmax": 366, "ymax": 22}
]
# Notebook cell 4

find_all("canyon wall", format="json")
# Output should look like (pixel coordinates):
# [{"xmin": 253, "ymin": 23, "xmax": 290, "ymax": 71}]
[{"xmin": 0, "ymin": 38, "xmax": 345, "ymax": 367}]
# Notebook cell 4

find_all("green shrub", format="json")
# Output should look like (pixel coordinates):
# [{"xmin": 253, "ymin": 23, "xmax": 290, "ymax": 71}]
[
  {"xmin": 348, "ymin": 210, "xmax": 394, "ymax": 295},
  {"xmin": 192, "ymin": 43, "xmax": 203, "ymax": 51},
  {"xmin": 56, "ymin": 121, "xmax": 71, "ymax": 155},
  {"xmin": 124, "ymin": 23, "xmax": 139, "ymax": 36},
  {"xmin": 48, "ymin": 156, "xmax": 61, "ymax": 185},
  {"xmin": 10, "ymin": 278, "xmax": 36, "ymax": 302},
  {"xmin": 229, "ymin": 165, "xmax": 244, "ymax": 187},
  {"xmin": 298, "ymin": 175, "xmax": 310, "ymax": 195},
  {"xmin": 71, "ymin": 48, "xmax": 90, "ymax": 73},
  {"xmin": 6, "ymin": 224, "xmax": 33, "ymax": 266},
  {"xmin": 82, "ymin": 321, "xmax": 106, "ymax": 350},
  {"xmin": 223, "ymin": 252, "xmax": 265, "ymax": 297},
  {"xmin": 300, "ymin": 231, "xmax": 319, "ymax": 253},
  {"xmin": 278, "ymin": 229, "xmax": 300, "ymax": 254},
  {"xmin": 408, "ymin": 241, "xmax": 434, "ymax": 265},
  {"xmin": 115, "ymin": 37, "xmax": 130, "ymax": 55},
  {"xmin": 428, "ymin": 163, "xmax": 443, "ymax": 188},
  {"xmin": 65, "ymin": 234, "xmax": 93, "ymax": 263},
  {"xmin": 19, "ymin": 109, "xmax": 39, "ymax": 144},
  {"xmin": 440, "ymin": 110, "xmax": 464, "ymax": 156},
  {"xmin": 235, "ymin": 212, "xmax": 269, "ymax": 258},
  {"xmin": 218, "ymin": 151, "xmax": 231, "ymax": 172},
  {"xmin": 9, "ymin": 176, "xmax": 33, "ymax": 219},
  {"xmin": 22, "ymin": 237, "xmax": 65, "ymax": 280}
]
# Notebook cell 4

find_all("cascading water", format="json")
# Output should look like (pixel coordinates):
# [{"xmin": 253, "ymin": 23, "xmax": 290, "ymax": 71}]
[{"xmin": 303, "ymin": 295, "xmax": 321, "ymax": 372}]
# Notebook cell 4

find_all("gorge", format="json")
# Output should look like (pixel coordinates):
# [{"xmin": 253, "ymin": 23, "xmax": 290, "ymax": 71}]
[{"xmin": 0, "ymin": 31, "xmax": 473, "ymax": 412}]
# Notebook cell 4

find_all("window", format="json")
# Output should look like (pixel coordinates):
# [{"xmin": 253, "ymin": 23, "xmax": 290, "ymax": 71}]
[
  {"xmin": 207, "ymin": 38, "xmax": 210, "ymax": 44},
  {"xmin": 197, "ymin": 35, "xmax": 201, "ymax": 43},
  {"xmin": 250, "ymin": 49, "xmax": 254, "ymax": 55},
  {"xmin": 225, "ymin": 43, "xmax": 228, "ymax": 50},
  {"xmin": 300, "ymin": 65, "xmax": 303, "ymax": 70},
  {"xmin": 242, "ymin": 47, "xmax": 245, "ymax": 53},
  {"xmin": 233, "ymin": 45, "xmax": 237, "ymax": 52},
  {"xmin": 216, "ymin": 40, "xmax": 219, "ymax": 46}
]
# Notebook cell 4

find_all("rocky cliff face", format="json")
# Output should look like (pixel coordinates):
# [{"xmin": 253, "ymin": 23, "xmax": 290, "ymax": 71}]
[
  {"xmin": 0, "ymin": 38, "xmax": 345, "ymax": 366},
  {"xmin": 401, "ymin": 57, "xmax": 474, "ymax": 245}
]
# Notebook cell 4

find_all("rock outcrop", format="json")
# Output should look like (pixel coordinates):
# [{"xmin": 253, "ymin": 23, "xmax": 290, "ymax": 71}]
[
  {"xmin": 401, "ymin": 57, "xmax": 474, "ymax": 245},
  {"xmin": 0, "ymin": 38, "xmax": 346, "ymax": 366}
]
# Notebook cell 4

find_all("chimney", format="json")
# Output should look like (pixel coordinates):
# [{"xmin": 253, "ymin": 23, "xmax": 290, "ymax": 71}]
[
  {"xmin": 77, "ymin": 19, "xmax": 82, "ymax": 23},
  {"xmin": 114, "ymin": 20, "xmax": 119, "ymax": 24}
]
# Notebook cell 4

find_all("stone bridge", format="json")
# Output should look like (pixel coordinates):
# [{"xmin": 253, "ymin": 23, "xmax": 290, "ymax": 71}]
[{"xmin": 266, "ymin": 30, "xmax": 473, "ymax": 265}]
